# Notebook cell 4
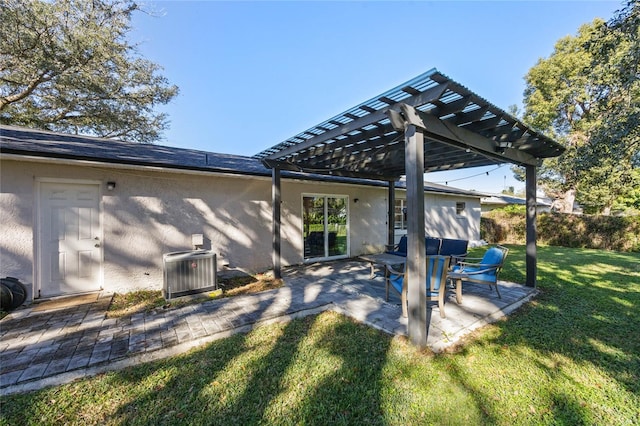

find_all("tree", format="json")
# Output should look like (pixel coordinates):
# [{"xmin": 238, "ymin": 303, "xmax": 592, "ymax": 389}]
[
  {"xmin": 517, "ymin": 0, "xmax": 639, "ymax": 214},
  {"xmin": 0, "ymin": 0, "xmax": 178, "ymax": 143}
]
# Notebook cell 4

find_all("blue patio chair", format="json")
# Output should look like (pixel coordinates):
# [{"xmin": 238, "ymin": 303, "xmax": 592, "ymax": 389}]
[
  {"xmin": 448, "ymin": 245, "xmax": 509, "ymax": 301},
  {"xmin": 385, "ymin": 235, "xmax": 408, "ymax": 256},
  {"xmin": 385, "ymin": 255, "xmax": 451, "ymax": 318},
  {"xmin": 440, "ymin": 238, "xmax": 469, "ymax": 268},
  {"xmin": 386, "ymin": 235, "xmax": 442, "ymax": 257}
]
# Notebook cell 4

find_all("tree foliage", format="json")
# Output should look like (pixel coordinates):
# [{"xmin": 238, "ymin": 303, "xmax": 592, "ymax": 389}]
[
  {"xmin": 517, "ymin": 0, "xmax": 639, "ymax": 214},
  {"xmin": 0, "ymin": 0, "xmax": 178, "ymax": 143}
]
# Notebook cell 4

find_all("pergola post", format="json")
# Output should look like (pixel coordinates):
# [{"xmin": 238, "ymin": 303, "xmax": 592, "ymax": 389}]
[
  {"xmin": 387, "ymin": 180, "xmax": 395, "ymax": 248},
  {"xmin": 272, "ymin": 167, "xmax": 282, "ymax": 279},
  {"xmin": 404, "ymin": 125, "xmax": 427, "ymax": 347},
  {"xmin": 525, "ymin": 164, "xmax": 537, "ymax": 287}
]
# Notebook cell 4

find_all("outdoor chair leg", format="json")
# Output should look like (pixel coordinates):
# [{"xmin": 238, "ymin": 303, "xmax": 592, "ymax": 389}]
[
  {"xmin": 401, "ymin": 289, "xmax": 408, "ymax": 318},
  {"xmin": 438, "ymin": 293, "xmax": 446, "ymax": 318},
  {"xmin": 454, "ymin": 278, "xmax": 462, "ymax": 304},
  {"xmin": 493, "ymin": 283, "xmax": 502, "ymax": 299}
]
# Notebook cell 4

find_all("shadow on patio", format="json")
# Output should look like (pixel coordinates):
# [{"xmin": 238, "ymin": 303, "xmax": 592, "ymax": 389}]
[{"xmin": 282, "ymin": 258, "xmax": 538, "ymax": 352}]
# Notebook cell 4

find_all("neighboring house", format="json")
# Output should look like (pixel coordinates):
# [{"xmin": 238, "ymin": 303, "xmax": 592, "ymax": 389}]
[
  {"xmin": 0, "ymin": 125, "xmax": 482, "ymax": 302},
  {"xmin": 481, "ymin": 193, "xmax": 552, "ymax": 214}
]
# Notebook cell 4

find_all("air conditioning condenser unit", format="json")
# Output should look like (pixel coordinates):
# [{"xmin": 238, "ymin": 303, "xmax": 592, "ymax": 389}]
[{"xmin": 163, "ymin": 250, "xmax": 217, "ymax": 300}]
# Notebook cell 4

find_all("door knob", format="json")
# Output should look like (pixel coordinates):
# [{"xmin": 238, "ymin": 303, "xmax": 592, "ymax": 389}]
[{"xmin": 95, "ymin": 243, "xmax": 101, "ymax": 248}]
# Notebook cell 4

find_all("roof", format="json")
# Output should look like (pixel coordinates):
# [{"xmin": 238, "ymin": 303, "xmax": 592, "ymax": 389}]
[
  {"xmin": 481, "ymin": 193, "xmax": 551, "ymax": 206},
  {"xmin": 0, "ymin": 125, "xmax": 269, "ymax": 174},
  {"xmin": 0, "ymin": 125, "xmax": 481, "ymax": 197},
  {"xmin": 256, "ymin": 68, "xmax": 565, "ymax": 180}
]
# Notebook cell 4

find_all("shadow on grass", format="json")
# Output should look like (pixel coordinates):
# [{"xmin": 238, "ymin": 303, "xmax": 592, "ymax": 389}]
[
  {"xmin": 2, "ymin": 246, "xmax": 637, "ymax": 424},
  {"xmin": 480, "ymin": 245, "xmax": 639, "ymax": 394},
  {"xmin": 11, "ymin": 312, "xmax": 392, "ymax": 425},
  {"xmin": 110, "ymin": 313, "xmax": 391, "ymax": 424},
  {"xmin": 428, "ymin": 245, "xmax": 640, "ymax": 423}
]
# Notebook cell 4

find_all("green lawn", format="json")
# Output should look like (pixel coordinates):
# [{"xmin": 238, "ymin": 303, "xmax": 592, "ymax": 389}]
[{"xmin": 1, "ymin": 245, "xmax": 639, "ymax": 425}]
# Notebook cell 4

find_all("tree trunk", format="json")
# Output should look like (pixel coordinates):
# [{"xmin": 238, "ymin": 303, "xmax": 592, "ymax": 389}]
[{"xmin": 551, "ymin": 189, "xmax": 576, "ymax": 213}]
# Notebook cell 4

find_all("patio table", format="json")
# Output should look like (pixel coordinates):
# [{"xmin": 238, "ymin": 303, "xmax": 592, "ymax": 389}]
[
  {"xmin": 360, "ymin": 253, "xmax": 466, "ymax": 304},
  {"xmin": 359, "ymin": 253, "xmax": 406, "ymax": 278}
]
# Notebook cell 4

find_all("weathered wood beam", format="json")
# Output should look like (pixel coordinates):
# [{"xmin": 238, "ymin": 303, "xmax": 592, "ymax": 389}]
[
  {"xmin": 307, "ymin": 133, "xmax": 400, "ymax": 167},
  {"xmin": 272, "ymin": 168, "xmax": 282, "ymax": 279},
  {"xmin": 388, "ymin": 181, "xmax": 395, "ymax": 249},
  {"xmin": 526, "ymin": 164, "xmax": 537, "ymax": 288},
  {"xmin": 481, "ymin": 121, "xmax": 518, "ymax": 140},
  {"xmin": 405, "ymin": 125, "xmax": 428, "ymax": 348},
  {"xmin": 462, "ymin": 114, "xmax": 504, "ymax": 132},
  {"xmin": 391, "ymin": 103, "xmax": 541, "ymax": 166},
  {"xmin": 264, "ymin": 83, "xmax": 450, "ymax": 162},
  {"xmin": 264, "ymin": 159, "xmax": 400, "ymax": 180},
  {"xmin": 430, "ymin": 95, "xmax": 472, "ymax": 118},
  {"xmin": 446, "ymin": 105, "xmax": 490, "ymax": 126},
  {"xmin": 299, "ymin": 124, "xmax": 394, "ymax": 160}
]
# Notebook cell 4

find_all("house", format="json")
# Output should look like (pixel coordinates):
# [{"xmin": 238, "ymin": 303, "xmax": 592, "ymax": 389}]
[
  {"xmin": 481, "ymin": 193, "xmax": 552, "ymax": 214},
  {"xmin": 0, "ymin": 125, "xmax": 482, "ymax": 302}
]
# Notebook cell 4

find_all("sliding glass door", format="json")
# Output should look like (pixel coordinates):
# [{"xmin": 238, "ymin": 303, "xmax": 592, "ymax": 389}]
[{"xmin": 303, "ymin": 195, "xmax": 348, "ymax": 260}]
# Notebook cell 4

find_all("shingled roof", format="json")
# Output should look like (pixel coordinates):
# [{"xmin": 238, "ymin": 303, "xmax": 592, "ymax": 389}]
[{"xmin": 0, "ymin": 125, "xmax": 483, "ymax": 197}]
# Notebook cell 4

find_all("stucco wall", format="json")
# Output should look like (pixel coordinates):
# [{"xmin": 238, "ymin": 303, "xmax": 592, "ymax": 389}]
[
  {"xmin": 392, "ymin": 191, "xmax": 481, "ymax": 242},
  {"xmin": 280, "ymin": 180, "xmax": 389, "ymax": 259},
  {"xmin": 1, "ymin": 159, "xmax": 278, "ymax": 296},
  {"xmin": 0, "ymin": 161, "xmax": 35, "ymax": 300},
  {"xmin": 425, "ymin": 193, "xmax": 481, "ymax": 240},
  {"xmin": 1, "ymin": 157, "xmax": 479, "ymax": 299}
]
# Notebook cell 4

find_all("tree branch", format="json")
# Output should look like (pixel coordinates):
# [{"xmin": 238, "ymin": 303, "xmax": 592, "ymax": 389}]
[{"xmin": 0, "ymin": 71, "xmax": 51, "ymax": 110}]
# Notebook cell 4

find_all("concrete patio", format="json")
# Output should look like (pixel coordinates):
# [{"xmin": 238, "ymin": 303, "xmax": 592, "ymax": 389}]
[{"xmin": 0, "ymin": 258, "xmax": 536, "ymax": 395}]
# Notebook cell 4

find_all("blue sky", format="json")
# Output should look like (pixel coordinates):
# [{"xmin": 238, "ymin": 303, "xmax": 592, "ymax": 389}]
[{"xmin": 131, "ymin": 1, "xmax": 620, "ymax": 194}]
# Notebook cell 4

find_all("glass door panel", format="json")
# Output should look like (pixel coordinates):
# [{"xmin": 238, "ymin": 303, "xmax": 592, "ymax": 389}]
[
  {"xmin": 303, "ymin": 195, "xmax": 348, "ymax": 260},
  {"xmin": 327, "ymin": 197, "xmax": 347, "ymax": 256},
  {"xmin": 303, "ymin": 196, "xmax": 325, "ymax": 258}
]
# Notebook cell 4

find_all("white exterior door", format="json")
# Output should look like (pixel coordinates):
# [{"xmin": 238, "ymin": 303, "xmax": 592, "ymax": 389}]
[{"xmin": 38, "ymin": 181, "xmax": 102, "ymax": 298}]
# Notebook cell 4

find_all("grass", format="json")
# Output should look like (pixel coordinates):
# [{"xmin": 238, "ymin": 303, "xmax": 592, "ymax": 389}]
[
  {"xmin": 106, "ymin": 272, "xmax": 283, "ymax": 319},
  {"xmin": 1, "ymin": 245, "xmax": 639, "ymax": 425}
]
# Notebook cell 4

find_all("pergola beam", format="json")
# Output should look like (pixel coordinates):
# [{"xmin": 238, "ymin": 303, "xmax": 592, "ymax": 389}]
[
  {"xmin": 264, "ymin": 159, "xmax": 402, "ymax": 180},
  {"xmin": 264, "ymin": 83, "xmax": 450, "ymax": 162},
  {"xmin": 390, "ymin": 103, "xmax": 541, "ymax": 167}
]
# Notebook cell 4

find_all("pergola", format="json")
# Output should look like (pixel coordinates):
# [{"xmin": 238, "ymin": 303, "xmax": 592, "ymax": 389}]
[{"xmin": 255, "ymin": 69, "xmax": 564, "ymax": 347}]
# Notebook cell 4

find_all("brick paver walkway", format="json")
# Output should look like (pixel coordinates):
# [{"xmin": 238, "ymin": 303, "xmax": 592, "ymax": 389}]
[{"xmin": 0, "ymin": 260, "xmax": 536, "ymax": 395}]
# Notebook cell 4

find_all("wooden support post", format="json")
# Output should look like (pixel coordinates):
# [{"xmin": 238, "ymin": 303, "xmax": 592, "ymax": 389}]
[
  {"xmin": 525, "ymin": 164, "xmax": 537, "ymax": 287},
  {"xmin": 272, "ymin": 168, "xmax": 282, "ymax": 279},
  {"xmin": 388, "ymin": 180, "xmax": 395, "ymax": 248},
  {"xmin": 404, "ymin": 125, "xmax": 427, "ymax": 347}
]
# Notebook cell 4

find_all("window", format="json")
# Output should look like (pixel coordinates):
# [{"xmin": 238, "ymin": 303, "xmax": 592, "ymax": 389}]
[
  {"xmin": 394, "ymin": 199, "xmax": 407, "ymax": 230},
  {"xmin": 456, "ymin": 202, "xmax": 466, "ymax": 216}
]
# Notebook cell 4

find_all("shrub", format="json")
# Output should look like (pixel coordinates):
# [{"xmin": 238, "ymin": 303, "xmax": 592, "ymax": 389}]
[{"xmin": 481, "ymin": 210, "xmax": 640, "ymax": 252}]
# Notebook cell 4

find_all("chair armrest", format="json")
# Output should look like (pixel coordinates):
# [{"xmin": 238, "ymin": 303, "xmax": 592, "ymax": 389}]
[
  {"xmin": 450, "ymin": 252, "xmax": 468, "ymax": 263},
  {"xmin": 457, "ymin": 256, "xmax": 483, "ymax": 262},
  {"xmin": 451, "ymin": 252, "xmax": 468, "ymax": 259},
  {"xmin": 386, "ymin": 263, "xmax": 405, "ymax": 276},
  {"xmin": 452, "ymin": 262, "xmax": 501, "ymax": 275}
]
